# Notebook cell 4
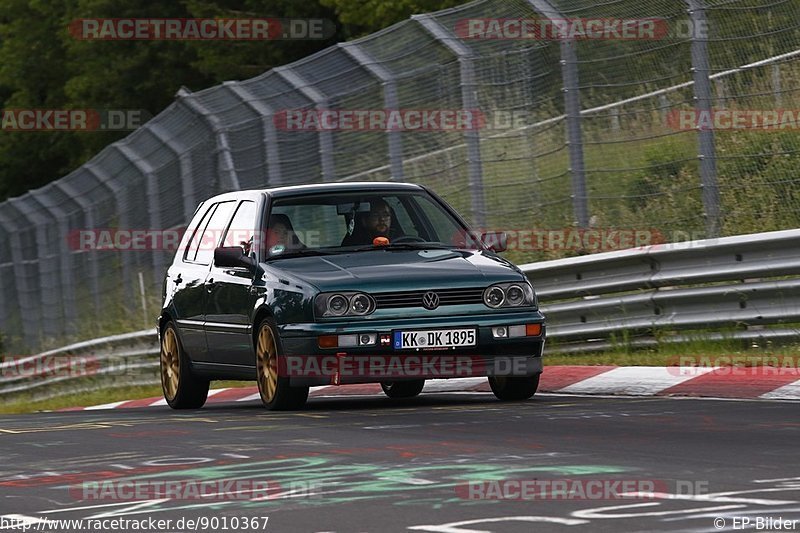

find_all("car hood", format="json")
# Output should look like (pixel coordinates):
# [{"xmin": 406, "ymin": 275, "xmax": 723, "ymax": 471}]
[{"xmin": 263, "ymin": 249, "xmax": 524, "ymax": 293}]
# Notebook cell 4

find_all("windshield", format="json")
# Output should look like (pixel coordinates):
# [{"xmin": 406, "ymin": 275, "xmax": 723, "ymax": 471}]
[{"xmin": 264, "ymin": 191, "xmax": 472, "ymax": 259}]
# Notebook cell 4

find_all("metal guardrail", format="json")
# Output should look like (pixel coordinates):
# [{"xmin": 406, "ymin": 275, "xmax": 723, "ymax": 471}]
[
  {"xmin": 522, "ymin": 228, "xmax": 800, "ymax": 351},
  {"xmin": 3, "ymin": 228, "xmax": 799, "ymax": 401}
]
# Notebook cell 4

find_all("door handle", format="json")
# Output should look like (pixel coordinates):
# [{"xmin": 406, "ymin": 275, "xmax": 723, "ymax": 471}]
[{"xmin": 174, "ymin": 274, "xmax": 183, "ymax": 285}]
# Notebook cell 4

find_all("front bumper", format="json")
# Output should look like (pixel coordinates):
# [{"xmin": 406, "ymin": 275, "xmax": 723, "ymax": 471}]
[{"xmin": 277, "ymin": 310, "xmax": 545, "ymax": 387}]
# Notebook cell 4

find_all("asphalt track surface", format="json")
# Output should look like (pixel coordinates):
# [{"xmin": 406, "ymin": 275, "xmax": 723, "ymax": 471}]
[{"xmin": 0, "ymin": 391, "xmax": 799, "ymax": 533}]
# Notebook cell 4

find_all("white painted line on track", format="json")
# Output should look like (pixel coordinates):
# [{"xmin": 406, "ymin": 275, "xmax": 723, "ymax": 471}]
[
  {"xmin": 235, "ymin": 393, "xmax": 262, "ymax": 402},
  {"xmin": 422, "ymin": 377, "xmax": 484, "ymax": 392},
  {"xmin": 557, "ymin": 366, "xmax": 717, "ymax": 396},
  {"xmin": 84, "ymin": 400, "xmax": 127, "ymax": 410},
  {"xmin": 759, "ymin": 379, "xmax": 800, "ymax": 400}
]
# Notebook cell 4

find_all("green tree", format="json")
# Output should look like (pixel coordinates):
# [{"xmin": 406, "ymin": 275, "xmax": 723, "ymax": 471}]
[
  {"xmin": 319, "ymin": 0, "xmax": 462, "ymax": 36},
  {"xmin": 0, "ymin": 0, "xmax": 348, "ymax": 202}
]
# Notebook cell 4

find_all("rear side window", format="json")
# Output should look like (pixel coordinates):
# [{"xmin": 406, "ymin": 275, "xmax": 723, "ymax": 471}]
[
  {"xmin": 187, "ymin": 201, "xmax": 236, "ymax": 265},
  {"xmin": 183, "ymin": 204, "xmax": 215, "ymax": 263},
  {"xmin": 222, "ymin": 201, "xmax": 257, "ymax": 254}
]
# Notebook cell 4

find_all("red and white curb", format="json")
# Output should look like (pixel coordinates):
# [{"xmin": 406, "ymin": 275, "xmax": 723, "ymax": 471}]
[{"xmin": 60, "ymin": 365, "xmax": 800, "ymax": 411}]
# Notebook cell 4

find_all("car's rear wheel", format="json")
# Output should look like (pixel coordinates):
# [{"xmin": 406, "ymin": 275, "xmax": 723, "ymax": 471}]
[
  {"xmin": 255, "ymin": 318, "xmax": 309, "ymax": 410},
  {"xmin": 488, "ymin": 374, "xmax": 540, "ymax": 401},
  {"xmin": 160, "ymin": 322, "xmax": 210, "ymax": 409},
  {"xmin": 381, "ymin": 379, "xmax": 425, "ymax": 399}
]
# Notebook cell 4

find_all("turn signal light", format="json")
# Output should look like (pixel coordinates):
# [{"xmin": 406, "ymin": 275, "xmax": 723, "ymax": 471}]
[
  {"xmin": 318, "ymin": 335, "xmax": 338, "ymax": 348},
  {"xmin": 526, "ymin": 323, "xmax": 542, "ymax": 336}
]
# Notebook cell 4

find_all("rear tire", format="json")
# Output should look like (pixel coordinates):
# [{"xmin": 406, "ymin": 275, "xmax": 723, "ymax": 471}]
[
  {"xmin": 160, "ymin": 322, "xmax": 209, "ymax": 409},
  {"xmin": 488, "ymin": 374, "xmax": 540, "ymax": 401},
  {"xmin": 381, "ymin": 379, "xmax": 425, "ymax": 399},
  {"xmin": 255, "ymin": 318, "xmax": 309, "ymax": 410}
]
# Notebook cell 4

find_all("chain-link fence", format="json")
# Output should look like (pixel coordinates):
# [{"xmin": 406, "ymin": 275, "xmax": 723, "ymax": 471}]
[{"xmin": 1, "ymin": 0, "xmax": 799, "ymax": 350}]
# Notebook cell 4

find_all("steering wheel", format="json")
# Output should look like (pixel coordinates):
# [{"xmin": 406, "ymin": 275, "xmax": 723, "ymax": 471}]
[{"xmin": 391, "ymin": 235, "xmax": 427, "ymax": 244}]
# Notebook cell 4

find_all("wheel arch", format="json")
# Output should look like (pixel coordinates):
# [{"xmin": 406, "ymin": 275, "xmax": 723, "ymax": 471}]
[{"xmin": 252, "ymin": 305, "xmax": 276, "ymax": 349}]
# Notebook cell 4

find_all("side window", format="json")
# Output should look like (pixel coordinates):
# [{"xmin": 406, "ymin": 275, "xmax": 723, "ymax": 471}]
[
  {"xmin": 270, "ymin": 205, "xmax": 341, "ymax": 249},
  {"xmin": 184, "ymin": 203, "xmax": 216, "ymax": 263},
  {"xmin": 194, "ymin": 201, "xmax": 236, "ymax": 265},
  {"xmin": 222, "ymin": 201, "xmax": 256, "ymax": 255}
]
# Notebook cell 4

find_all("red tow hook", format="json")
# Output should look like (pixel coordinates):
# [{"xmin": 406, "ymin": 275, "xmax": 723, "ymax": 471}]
[{"xmin": 332, "ymin": 352, "xmax": 347, "ymax": 386}]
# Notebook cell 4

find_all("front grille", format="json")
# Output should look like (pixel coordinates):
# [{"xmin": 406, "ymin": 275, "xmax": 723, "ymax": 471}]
[{"xmin": 372, "ymin": 287, "xmax": 484, "ymax": 309}]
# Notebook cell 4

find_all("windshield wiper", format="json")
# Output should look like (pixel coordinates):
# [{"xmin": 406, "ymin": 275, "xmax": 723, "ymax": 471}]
[
  {"xmin": 267, "ymin": 248, "xmax": 342, "ymax": 260},
  {"xmin": 348, "ymin": 242, "xmax": 455, "ymax": 253}
]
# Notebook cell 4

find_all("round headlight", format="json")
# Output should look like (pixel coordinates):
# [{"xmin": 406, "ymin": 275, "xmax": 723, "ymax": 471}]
[
  {"xmin": 350, "ymin": 293, "xmax": 372, "ymax": 315},
  {"xmin": 506, "ymin": 285, "xmax": 525, "ymax": 306},
  {"xmin": 327, "ymin": 294, "xmax": 348, "ymax": 316},
  {"xmin": 484, "ymin": 286, "xmax": 505, "ymax": 308}
]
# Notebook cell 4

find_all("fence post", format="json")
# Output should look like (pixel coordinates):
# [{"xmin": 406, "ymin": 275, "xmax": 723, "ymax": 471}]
[
  {"xmin": 772, "ymin": 63, "xmax": 782, "ymax": 108},
  {"xmin": 413, "ymin": 14, "xmax": 486, "ymax": 228},
  {"xmin": 54, "ymin": 180, "xmax": 102, "ymax": 315},
  {"xmin": 84, "ymin": 162, "xmax": 136, "ymax": 304},
  {"xmin": 8, "ymin": 197, "xmax": 60, "ymax": 341},
  {"xmin": 223, "ymin": 81, "xmax": 284, "ymax": 186},
  {"xmin": 29, "ymin": 188, "xmax": 78, "ymax": 336},
  {"xmin": 686, "ymin": 0, "xmax": 720, "ymax": 237},
  {"xmin": 274, "ymin": 67, "xmax": 336, "ymax": 182},
  {"xmin": 0, "ymin": 209, "xmax": 39, "ymax": 348},
  {"xmin": 146, "ymin": 122, "xmax": 198, "ymax": 221},
  {"xmin": 115, "ymin": 143, "xmax": 166, "ymax": 285},
  {"xmin": 340, "ymin": 42, "xmax": 405, "ymax": 182},
  {"xmin": 176, "ymin": 87, "xmax": 241, "ymax": 192},
  {"xmin": 526, "ymin": 0, "xmax": 588, "ymax": 228},
  {"xmin": 659, "ymin": 94, "xmax": 670, "ymax": 126}
]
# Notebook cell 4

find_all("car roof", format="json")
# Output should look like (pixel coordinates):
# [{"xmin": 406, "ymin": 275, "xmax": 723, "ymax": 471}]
[{"xmin": 202, "ymin": 182, "xmax": 425, "ymax": 204}]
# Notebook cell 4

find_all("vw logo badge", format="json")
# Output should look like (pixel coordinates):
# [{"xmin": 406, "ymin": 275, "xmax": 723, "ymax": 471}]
[{"xmin": 422, "ymin": 291, "xmax": 440, "ymax": 310}]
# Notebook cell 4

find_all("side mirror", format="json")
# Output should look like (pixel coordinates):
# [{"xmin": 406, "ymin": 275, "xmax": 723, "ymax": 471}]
[
  {"xmin": 214, "ymin": 246, "xmax": 256, "ymax": 271},
  {"xmin": 480, "ymin": 231, "xmax": 508, "ymax": 253}
]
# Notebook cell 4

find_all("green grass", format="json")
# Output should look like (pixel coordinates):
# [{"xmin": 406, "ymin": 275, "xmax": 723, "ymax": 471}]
[{"xmin": 0, "ymin": 380, "xmax": 254, "ymax": 415}]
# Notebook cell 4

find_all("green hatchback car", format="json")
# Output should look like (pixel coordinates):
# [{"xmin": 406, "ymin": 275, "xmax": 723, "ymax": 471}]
[{"xmin": 158, "ymin": 182, "xmax": 545, "ymax": 410}]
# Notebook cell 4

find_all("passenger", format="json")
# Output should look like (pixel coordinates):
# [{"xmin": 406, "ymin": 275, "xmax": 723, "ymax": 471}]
[{"xmin": 267, "ymin": 214, "xmax": 303, "ymax": 251}]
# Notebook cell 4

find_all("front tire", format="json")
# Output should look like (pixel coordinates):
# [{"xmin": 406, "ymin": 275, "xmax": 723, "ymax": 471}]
[
  {"xmin": 255, "ymin": 318, "xmax": 309, "ymax": 410},
  {"xmin": 160, "ymin": 322, "xmax": 209, "ymax": 409},
  {"xmin": 381, "ymin": 379, "xmax": 425, "ymax": 399},
  {"xmin": 488, "ymin": 374, "xmax": 540, "ymax": 401}
]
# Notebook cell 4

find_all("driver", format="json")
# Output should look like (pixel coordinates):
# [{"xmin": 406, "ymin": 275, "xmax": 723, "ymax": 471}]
[{"xmin": 342, "ymin": 198, "xmax": 402, "ymax": 246}]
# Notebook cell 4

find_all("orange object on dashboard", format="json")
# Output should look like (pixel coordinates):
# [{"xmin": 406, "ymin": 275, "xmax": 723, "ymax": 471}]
[{"xmin": 373, "ymin": 236, "xmax": 390, "ymax": 246}]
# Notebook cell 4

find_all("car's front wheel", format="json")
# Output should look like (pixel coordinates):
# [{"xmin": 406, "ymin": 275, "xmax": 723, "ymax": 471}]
[
  {"xmin": 488, "ymin": 374, "xmax": 540, "ymax": 401},
  {"xmin": 160, "ymin": 322, "xmax": 210, "ymax": 409},
  {"xmin": 255, "ymin": 318, "xmax": 309, "ymax": 410},
  {"xmin": 381, "ymin": 379, "xmax": 425, "ymax": 399}
]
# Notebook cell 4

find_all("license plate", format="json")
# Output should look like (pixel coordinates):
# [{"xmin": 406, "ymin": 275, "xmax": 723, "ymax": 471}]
[{"xmin": 393, "ymin": 328, "xmax": 476, "ymax": 349}]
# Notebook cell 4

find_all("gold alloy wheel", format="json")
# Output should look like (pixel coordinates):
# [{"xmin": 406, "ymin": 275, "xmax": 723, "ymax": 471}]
[
  {"xmin": 257, "ymin": 324, "xmax": 278, "ymax": 403},
  {"xmin": 161, "ymin": 327, "xmax": 180, "ymax": 401}
]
